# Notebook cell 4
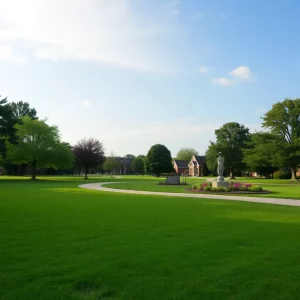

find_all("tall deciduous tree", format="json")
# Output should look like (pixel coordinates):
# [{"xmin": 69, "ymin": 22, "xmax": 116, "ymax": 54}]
[
  {"xmin": 6, "ymin": 117, "xmax": 73, "ymax": 180},
  {"xmin": 262, "ymin": 98, "xmax": 300, "ymax": 180},
  {"xmin": 243, "ymin": 132, "xmax": 279, "ymax": 178},
  {"xmin": 205, "ymin": 143, "xmax": 218, "ymax": 175},
  {"xmin": 213, "ymin": 122, "xmax": 250, "ymax": 178},
  {"xmin": 103, "ymin": 153, "xmax": 122, "ymax": 174},
  {"xmin": 176, "ymin": 147, "xmax": 198, "ymax": 161},
  {"xmin": 146, "ymin": 144, "xmax": 173, "ymax": 176},
  {"xmin": 10, "ymin": 101, "xmax": 38, "ymax": 120},
  {"xmin": 0, "ymin": 96, "xmax": 15, "ymax": 157},
  {"xmin": 131, "ymin": 157, "xmax": 145, "ymax": 174},
  {"xmin": 124, "ymin": 154, "xmax": 135, "ymax": 160},
  {"xmin": 73, "ymin": 138, "xmax": 105, "ymax": 179}
]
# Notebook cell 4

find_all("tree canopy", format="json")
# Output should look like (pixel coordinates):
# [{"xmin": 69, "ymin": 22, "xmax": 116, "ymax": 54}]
[
  {"xmin": 243, "ymin": 132, "xmax": 279, "ymax": 177},
  {"xmin": 146, "ymin": 144, "xmax": 173, "ymax": 176},
  {"xmin": 205, "ymin": 143, "xmax": 218, "ymax": 175},
  {"xmin": 103, "ymin": 154, "xmax": 122, "ymax": 173},
  {"xmin": 131, "ymin": 157, "xmax": 145, "ymax": 174},
  {"xmin": 73, "ymin": 138, "xmax": 105, "ymax": 179},
  {"xmin": 209, "ymin": 122, "xmax": 250, "ymax": 178},
  {"xmin": 262, "ymin": 98, "xmax": 300, "ymax": 180},
  {"xmin": 0, "ymin": 96, "xmax": 15, "ymax": 157},
  {"xmin": 176, "ymin": 147, "xmax": 198, "ymax": 161},
  {"xmin": 10, "ymin": 101, "xmax": 38, "ymax": 120},
  {"xmin": 6, "ymin": 117, "xmax": 73, "ymax": 180}
]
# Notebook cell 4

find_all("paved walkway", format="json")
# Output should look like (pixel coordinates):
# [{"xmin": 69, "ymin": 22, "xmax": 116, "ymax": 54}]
[{"xmin": 79, "ymin": 182, "xmax": 300, "ymax": 207}]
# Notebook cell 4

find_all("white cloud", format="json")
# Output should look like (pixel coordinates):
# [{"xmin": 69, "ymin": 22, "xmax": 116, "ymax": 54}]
[
  {"xmin": 212, "ymin": 77, "xmax": 235, "ymax": 86},
  {"xmin": 198, "ymin": 66, "xmax": 207, "ymax": 74},
  {"xmin": 230, "ymin": 65, "xmax": 252, "ymax": 80},
  {"xmin": 0, "ymin": 44, "xmax": 26, "ymax": 63},
  {"xmin": 81, "ymin": 100, "xmax": 91, "ymax": 108},
  {"xmin": 0, "ymin": 0, "xmax": 174, "ymax": 72},
  {"xmin": 212, "ymin": 65, "xmax": 253, "ymax": 86}
]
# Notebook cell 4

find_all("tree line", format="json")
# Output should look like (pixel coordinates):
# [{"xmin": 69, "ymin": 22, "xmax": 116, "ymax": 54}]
[
  {"xmin": 1, "ymin": 95, "xmax": 299, "ymax": 180},
  {"xmin": 205, "ymin": 98, "xmax": 300, "ymax": 180}
]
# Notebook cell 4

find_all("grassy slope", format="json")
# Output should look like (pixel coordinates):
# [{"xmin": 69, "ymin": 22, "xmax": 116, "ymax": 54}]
[{"xmin": 1, "ymin": 178, "xmax": 300, "ymax": 299}]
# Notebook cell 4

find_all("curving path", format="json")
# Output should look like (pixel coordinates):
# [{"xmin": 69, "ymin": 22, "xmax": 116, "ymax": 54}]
[{"xmin": 79, "ymin": 182, "xmax": 300, "ymax": 207}]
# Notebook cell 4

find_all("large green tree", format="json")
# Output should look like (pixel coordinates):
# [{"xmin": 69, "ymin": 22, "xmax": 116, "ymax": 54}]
[
  {"xmin": 6, "ymin": 117, "xmax": 73, "ymax": 180},
  {"xmin": 131, "ymin": 156, "xmax": 145, "ymax": 174},
  {"xmin": 103, "ymin": 153, "xmax": 122, "ymax": 174},
  {"xmin": 212, "ymin": 122, "xmax": 250, "ymax": 178},
  {"xmin": 243, "ymin": 132, "xmax": 279, "ymax": 178},
  {"xmin": 262, "ymin": 98, "xmax": 300, "ymax": 180},
  {"xmin": 146, "ymin": 144, "xmax": 173, "ymax": 176},
  {"xmin": 10, "ymin": 101, "xmax": 38, "ymax": 120},
  {"xmin": 205, "ymin": 143, "xmax": 218, "ymax": 175},
  {"xmin": 0, "ymin": 96, "xmax": 15, "ymax": 157},
  {"xmin": 176, "ymin": 147, "xmax": 198, "ymax": 161},
  {"xmin": 73, "ymin": 138, "xmax": 105, "ymax": 179}
]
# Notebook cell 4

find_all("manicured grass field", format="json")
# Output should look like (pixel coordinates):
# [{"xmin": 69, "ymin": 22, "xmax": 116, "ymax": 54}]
[
  {"xmin": 108, "ymin": 177, "xmax": 300, "ymax": 199},
  {"xmin": 1, "ymin": 177, "xmax": 300, "ymax": 299}
]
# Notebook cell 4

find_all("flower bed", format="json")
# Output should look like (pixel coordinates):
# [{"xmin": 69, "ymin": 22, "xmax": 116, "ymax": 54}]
[{"xmin": 188, "ymin": 182, "xmax": 271, "ymax": 194}]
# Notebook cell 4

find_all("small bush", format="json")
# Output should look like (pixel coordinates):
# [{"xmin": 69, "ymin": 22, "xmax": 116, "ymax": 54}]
[
  {"xmin": 239, "ymin": 186, "xmax": 249, "ymax": 191},
  {"xmin": 273, "ymin": 170, "xmax": 291, "ymax": 179},
  {"xmin": 249, "ymin": 185, "xmax": 263, "ymax": 192},
  {"xmin": 211, "ymin": 187, "xmax": 218, "ymax": 192},
  {"xmin": 204, "ymin": 186, "xmax": 212, "ymax": 192},
  {"xmin": 216, "ymin": 187, "xmax": 226, "ymax": 192},
  {"xmin": 192, "ymin": 184, "xmax": 198, "ymax": 190}
]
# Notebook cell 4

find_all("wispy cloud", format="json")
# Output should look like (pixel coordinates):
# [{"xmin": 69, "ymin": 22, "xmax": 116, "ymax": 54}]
[
  {"xmin": 81, "ymin": 100, "xmax": 91, "ymax": 108},
  {"xmin": 212, "ymin": 65, "xmax": 253, "ymax": 86},
  {"xmin": 212, "ymin": 77, "xmax": 235, "ymax": 86},
  {"xmin": 0, "ymin": 0, "xmax": 175, "ymax": 73},
  {"xmin": 0, "ymin": 44, "xmax": 26, "ymax": 63},
  {"xmin": 198, "ymin": 66, "xmax": 208, "ymax": 74},
  {"xmin": 230, "ymin": 66, "xmax": 252, "ymax": 81}
]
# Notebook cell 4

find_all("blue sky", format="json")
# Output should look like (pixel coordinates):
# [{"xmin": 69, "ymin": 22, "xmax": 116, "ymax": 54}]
[{"xmin": 1, "ymin": 0, "xmax": 300, "ymax": 157}]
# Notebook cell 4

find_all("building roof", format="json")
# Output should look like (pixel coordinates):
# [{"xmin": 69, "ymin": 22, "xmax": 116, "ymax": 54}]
[
  {"xmin": 194, "ymin": 155, "xmax": 206, "ymax": 165},
  {"xmin": 174, "ymin": 160, "xmax": 189, "ymax": 168}
]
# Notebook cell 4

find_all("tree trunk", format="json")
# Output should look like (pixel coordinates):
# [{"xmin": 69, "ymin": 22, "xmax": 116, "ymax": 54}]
[
  {"xmin": 229, "ymin": 168, "xmax": 236, "ymax": 179},
  {"xmin": 31, "ymin": 160, "xmax": 37, "ymax": 180},
  {"xmin": 84, "ymin": 166, "xmax": 88, "ymax": 180},
  {"xmin": 291, "ymin": 167, "xmax": 298, "ymax": 181}
]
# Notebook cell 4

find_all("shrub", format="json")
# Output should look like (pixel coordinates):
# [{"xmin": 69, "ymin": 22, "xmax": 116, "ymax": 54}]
[
  {"xmin": 273, "ymin": 170, "xmax": 291, "ymax": 179},
  {"xmin": 204, "ymin": 186, "xmax": 212, "ymax": 192},
  {"xmin": 192, "ymin": 184, "xmax": 198, "ymax": 190},
  {"xmin": 211, "ymin": 187, "xmax": 218, "ymax": 192},
  {"xmin": 216, "ymin": 187, "xmax": 226, "ymax": 192},
  {"xmin": 249, "ymin": 185, "xmax": 263, "ymax": 192},
  {"xmin": 239, "ymin": 186, "xmax": 249, "ymax": 191}
]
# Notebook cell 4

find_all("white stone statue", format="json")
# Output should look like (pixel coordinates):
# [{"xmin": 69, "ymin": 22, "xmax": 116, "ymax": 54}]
[{"xmin": 217, "ymin": 152, "xmax": 224, "ymax": 178}]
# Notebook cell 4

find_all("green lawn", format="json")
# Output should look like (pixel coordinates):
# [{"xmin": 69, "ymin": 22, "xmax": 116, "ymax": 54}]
[
  {"xmin": 1, "ymin": 177, "xmax": 300, "ymax": 299},
  {"xmin": 107, "ymin": 177, "xmax": 300, "ymax": 199}
]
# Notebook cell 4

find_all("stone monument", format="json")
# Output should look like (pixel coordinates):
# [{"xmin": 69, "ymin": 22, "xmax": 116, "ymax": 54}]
[{"xmin": 212, "ymin": 152, "xmax": 229, "ymax": 188}]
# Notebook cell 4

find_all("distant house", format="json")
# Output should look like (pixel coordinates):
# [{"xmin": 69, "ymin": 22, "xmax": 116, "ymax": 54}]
[
  {"xmin": 173, "ymin": 160, "xmax": 189, "ymax": 175},
  {"xmin": 115, "ymin": 157, "xmax": 132, "ymax": 174},
  {"xmin": 188, "ymin": 155, "xmax": 206, "ymax": 176}
]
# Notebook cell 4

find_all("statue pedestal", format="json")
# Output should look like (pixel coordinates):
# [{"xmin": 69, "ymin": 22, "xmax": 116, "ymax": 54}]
[{"xmin": 212, "ymin": 181, "xmax": 229, "ymax": 188}]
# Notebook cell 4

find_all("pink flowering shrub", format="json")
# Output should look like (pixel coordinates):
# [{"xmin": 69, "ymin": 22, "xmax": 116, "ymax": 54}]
[{"xmin": 193, "ymin": 181, "xmax": 257, "ymax": 192}]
